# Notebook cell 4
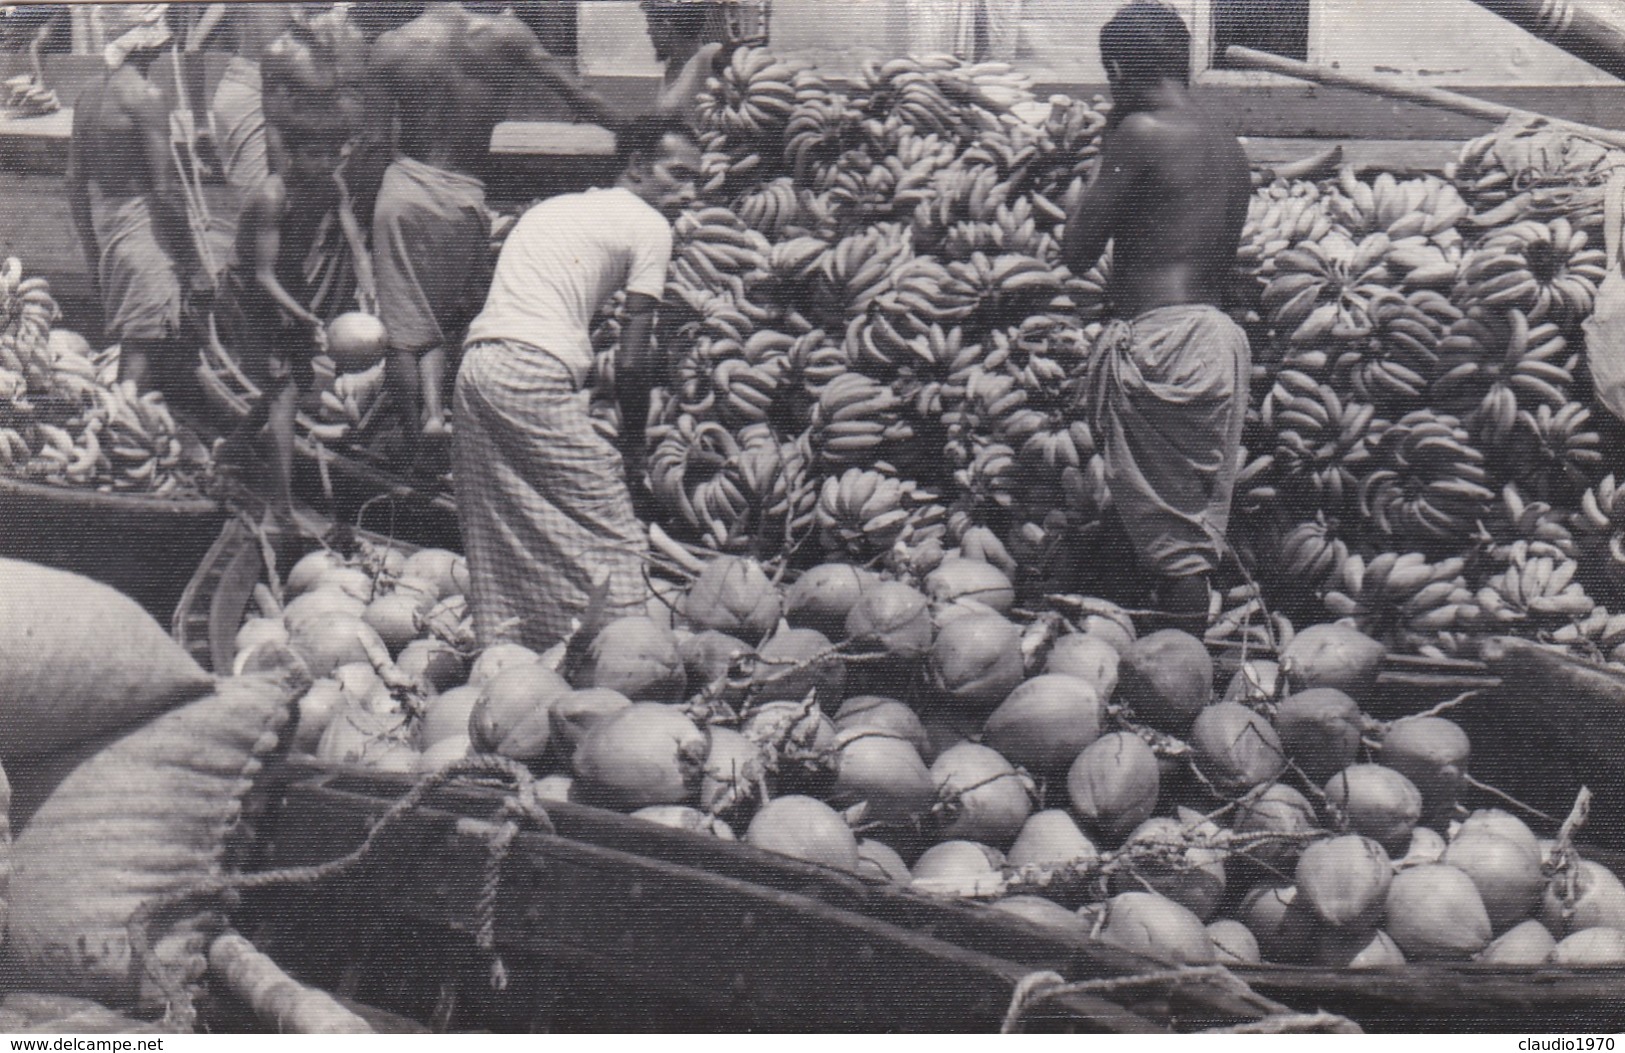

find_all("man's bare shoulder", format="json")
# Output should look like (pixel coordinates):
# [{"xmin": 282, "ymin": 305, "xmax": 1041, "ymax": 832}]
[{"xmin": 108, "ymin": 69, "xmax": 166, "ymax": 119}]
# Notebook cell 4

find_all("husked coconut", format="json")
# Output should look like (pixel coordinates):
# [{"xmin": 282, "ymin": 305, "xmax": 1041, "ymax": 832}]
[
  {"xmin": 1386, "ymin": 864, "xmax": 1493, "ymax": 961},
  {"xmin": 911, "ymin": 840, "xmax": 1004, "ymax": 887},
  {"xmin": 1096, "ymin": 892, "xmax": 1215, "ymax": 965},
  {"xmin": 1207, "ymin": 919, "xmax": 1262, "ymax": 964},
  {"xmin": 550, "ymin": 687, "xmax": 634, "ymax": 750},
  {"xmin": 1116, "ymin": 630, "xmax": 1212, "ymax": 734},
  {"xmin": 1223, "ymin": 659, "xmax": 1281, "ymax": 705},
  {"xmin": 1007, "ymin": 810, "xmax": 1098, "ymax": 869},
  {"xmin": 1380, "ymin": 716, "xmax": 1471, "ymax": 820},
  {"xmin": 931, "ymin": 742, "xmax": 1034, "ymax": 848},
  {"xmin": 572, "ymin": 703, "xmax": 710, "ymax": 810},
  {"xmin": 1551, "ymin": 927, "xmax": 1625, "ymax": 965},
  {"xmin": 1398, "ymin": 826, "xmax": 1448, "ymax": 867},
  {"xmin": 682, "ymin": 557, "xmax": 782, "ymax": 642},
  {"xmin": 1476, "ymin": 919, "xmax": 1557, "ymax": 964},
  {"xmin": 784, "ymin": 563, "xmax": 876, "ymax": 638},
  {"xmin": 1457, "ymin": 809, "xmax": 1540, "ymax": 857},
  {"xmin": 982, "ymin": 674, "xmax": 1105, "ymax": 777},
  {"xmin": 845, "ymin": 582, "xmax": 934, "ymax": 659},
  {"xmin": 745, "ymin": 795, "xmax": 859, "ymax": 871},
  {"xmin": 1067, "ymin": 731, "xmax": 1160, "ymax": 843},
  {"xmin": 1231, "ymin": 783, "xmax": 1318, "ymax": 871},
  {"xmin": 468, "ymin": 642, "xmax": 541, "ymax": 689},
  {"xmin": 1273, "ymin": 688, "xmax": 1364, "ymax": 784},
  {"xmin": 1189, "ymin": 701, "xmax": 1286, "ymax": 796},
  {"xmin": 582, "ymin": 617, "xmax": 686, "ymax": 701},
  {"xmin": 924, "ymin": 557, "xmax": 1015, "ymax": 614},
  {"xmin": 1043, "ymin": 634, "xmax": 1120, "ymax": 698},
  {"xmin": 469, "ymin": 664, "xmax": 572, "ymax": 757},
  {"xmin": 286, "ymin": 549, "xmax": 349, "ymax": 596},
  {"xmin": 292, "ymin": 678, "xmax": 348, "ymax": 753},
  {"xmin": 1295, "ymin": 835, "xmax": 1393, "ymax": 930},
  {"xmin": 396, "ymin": 637, "xmax": 466, "ymax": 693},
  {"xmin": 1540, "ymin": 859, "xmax": 1625, "ymax": 936},
  {"xmin": 679, "ymin": 630, "xmax": 751, "ymax": 694},
  {"xmin": 698, "ymin": 726, "xmax": 761, "ymax": 815},
  {"xmin": 402, "ymin": 548, "xmax": 464, "ymax": 599},
  {"xmin": 1443, "ymin": 832, "xmax": 1545, "ymax": 932},
  {"xmin": 418, "ymin": 685, "xmax": 480, "ymax": 748},
  {"xmin": 288, "ymin": 612, "xmax": 386, "ymax": 679},
  {"xmin": 1237, "ymin": 884, "xmax": 1317, "ymax": 965},
  {"xmin": 834, "ymin": 696, "xmax": 931, "ymax": 758},
  {"xmin": 750, "ymin": 626, "xmax": 846, "ymax": 709},
  {"xmin": 929, "ymin": 613, "xmax": 1024, "ymax": 710},
  {"xmin": 1323, "ymin": 764, "xmax": 1424, "ymax": 853},
  {"xmin": 1110, "ymin": 816, "xmax": 1227, "ymax": 921},
  {"xmin": 827, "ymin": 727, "xmax": 934, "ymax": 825},
  {"xmin": 1317, "ymin": 929, "xmax": 1405, "ymax": 968},
  {"xmin": 1280, "ymin": 623, "xmax": 1386, "ymax": 698},
  {"xmin": 856, "ymin": 839, "xmax": 911, "ymax": 883}
]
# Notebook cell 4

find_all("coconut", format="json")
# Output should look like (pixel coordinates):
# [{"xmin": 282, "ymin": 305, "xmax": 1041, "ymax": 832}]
[
  {"xmin": 1458, "ymin": 809, "xmax": 1541, "ymax": 858},
  {"xmin": 1380, "ymin": 716, "xmax": 1471, "ymax": 820},
  {"xmin": 1477, "ymin": 919, "xmax": 1558, "ymax": 964},
  {"xmin": 1043, "ymin": 634, "xmax": 1120, "ymax": 698},
  {"xmin": 572, "ymin": 703, "xmax": 710, "ymax": 811},
  {"xmin": 1237, "ymin": 885, "xmax": 1318, "ymax": 965},
  {"xmin": 469, "ymin": 664, "xmax": 571, "ymax": 758},
  {"xmin": 750, "ymin": 626, "xmax": 846, "ymax": 709},
  {"xmin": 1386, "ymin": 864, "xmax": 1494, "ymax": 961},
  {"xmin": 1066, "ymin": 731, "xmax": 1160, "ymax": 843},
  {"xmin": 1323, "ymin": 764, "xmax": 1424, "ymax": 853},
  {"xmin": 1399, "ymin": 826, "xmax": 1448, "ymax": 867},
  {"xmin": 1072, "ymin": 599, "xmax": 1138, "ymax": 655},
  {"xmin": 929, "ymin": 612, "xmax": 1025, "ymax": 711},
  {"xmin": 1231, "ymin": 783, "xmax": 1318, "ymax": 871},
  {"xmin": 784, "ymin": 563, "xmax": 876, "ymax": 638},
  {"xmin": 919, "ymin": 708, "xmax": 980, "ymax": 765},
  {"xmin": 1097, "ymin": 892, "xmax": 1215, "ymax": 965},
  {"xmin": 834, "ymin": 696, "xmax": 931, "ymax": 758},
  {"xmin": 582, "ymin": 617, "xmax": 686, "ymax": 701},
  {"xmin": 281, "ymin": 588, "xmax": 367, "ymax": 636},
  {"xmin": 932, "ymin": 597, "xmax": 1003, "ymax": 629},
  {"xmin": 698, "ymin": 726, "xmax": 761, "ymax": 815},
  {"xmin": 402, "ymin": 548, "xmax": 464, "ymax": 600},
  {"xmin": 1296, "ymin": 835, "xmax": 1394, "ymax": 930},
  {"xmin": 334, "ymin": 662, "xmax": 393, "ymax": 715},
  {"xmin": 1207, "ymin": 920, "xmax": 1262, "ymax": 964},
  {"xmin": 396, "ymin": 637, "xmax": 466, "ymax": 693},
  {"xmin": 856, "ymin": 839, "xmax": 912, "ymax": 884},
  {"xmin": 632, "ymin": 805, "xmax": 736, "ymax": 841},
  {"xmin": 1111, "ymin": 816, "xmax": 1226, "ymax": 921},
  {"xmin": 1551, "ymin": 927, "xmax": 1625, "ymax": 965},
  {"xmin": 287, "ymin": 612, "xmax": 386, "ymax": 679},
  {"xmin": 418, "ymin": 734, "xmax": 471, "ymax": 772},
  {"xmin": 316, "ymin": 702, "xmax": 412, "ymax": 768},
  {"xmin": 745, "ymin": 795, "xmax": 859, "ymax": 871},
  {"xmin": 1280, "ymin": 623, "xmax": 1386, "ymax": 698},
  {"xmin": 292, "ymin": 678, "xmax": 348, "ymax": 753},
  {"xmin": 1317, "ymin": 928, "xmax": 1406, "ymax": 968},
  {"xmin": 318, "ymin": 566, "xmax": 375, "ymax": 604},
  {"xmin": 1007, "ymin": 810, "xmax": 1098, "ymax": 869},
  {"xmin": 981, "ymin": 675, "xmax": 1105, "ymax": 778},
  {"xmin": 930, "ymin": 742, "xmax": 1034, "ymax": 848},
  {"xmin": 1190, "ymin": 702, "xmax": 1287, "ymax": 796},
  {"xmin": 362, "ymin": 592, "xmax": 428, "ymax": 654},
  {"xmin": 1273, "ymin": 688, "xmax": 1364, "ymax": 784},
  {"xmin": 471, "ymin": 640, "xmax": 546, "ymax": 692},
  {"xmin": 419, "ymin": 685, "xmax": 480, "ymax": 748},
  {"xmin": 682, "ymin": 557, "xmax": 782, "ymax": 642},
  {"xmin": 679, "ymin": 630, "xmax": 751, "ymax": 694},
  {"xmin": 1540, "ymin": 859, "xmax": 1625, "ymax": 936},
  {"xmin": 741, "ymin": 700, "xmax": 838, "ymax": 755},
  {"xmin": 1223, "ymin": 659, "xmax": 1281, "ymax": 705},
  {"xmin": 844, "ymin": 582, "xmax": 934, "ymax": 659},
  {"xmin": 991, "ymin": 896, "xmax": 1090, "ymax": 938},
  {"xmin": 286, "ymin": 549, "xmax": 350, "ymax": 597},
  {"xmin": 924, "ymin": 557, "xmax": 1015, "ymax": 614},
  {"xmin": 910, "ymin": 840, "xmax": 1004, "ymax": 885},
  {"xmin": 235, "ymin": 617, "xmax": 290, "ymax": 658},
  {"xmin": 1116, "ymin": 630, "xmax": 1212, "ymax": 734},
  {"xmin": 422, "ymin": 595, "xmax": 474, "ymax": 650},
  {"xmin": 547, "ymin": 687, "xmax": 634, "ymax": 752},
  {"xmin": 1443, "ymin": 832, "xmax": 1545, "ymax": 932},
  {"xmin": 827, "ymin": 728, "xmax": 935, "ymax": 825}
]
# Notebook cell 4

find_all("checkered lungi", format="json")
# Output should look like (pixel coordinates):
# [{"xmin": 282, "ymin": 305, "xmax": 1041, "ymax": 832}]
[{"xmin": 453, "ymin": 338, "xmax": 651, "ymax": 652}]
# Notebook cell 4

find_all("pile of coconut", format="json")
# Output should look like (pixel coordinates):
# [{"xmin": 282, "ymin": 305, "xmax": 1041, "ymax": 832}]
[{"xmin": 238, "ymin": 543, "xmax": 1625, "ymax": 971}]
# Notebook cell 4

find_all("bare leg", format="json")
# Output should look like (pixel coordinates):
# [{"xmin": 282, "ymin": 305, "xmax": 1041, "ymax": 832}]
[
  {"xmin": 385, "ymin": 347, "xmax": 421, "ymax": 465},
  {"xmin": 419, "ymin": 345, "xmax": 450, "ymax": 438},
  {"xmin": 264, "ymin": 380, "xmax": 298, "ymax": 521}
]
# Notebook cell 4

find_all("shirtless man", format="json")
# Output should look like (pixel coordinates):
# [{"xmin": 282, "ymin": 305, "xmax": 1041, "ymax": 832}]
[
  {"xmin": 359, "ymin": 3, "xmax": 619, "ymax": 463},
  {"xmin": 66, "ymin": 5, "xmax": 193, "ymax": 393},
  {"xmin": 189, "ymin": 2, "xmax": 296, "ymax": 198},
  {"xmin": 1061, "ymin": 2, "xmax": 1252, "ymax": 622},
  {"xmin": 642, "ymin": 0, "xmax": 725, "ymax": 123}
]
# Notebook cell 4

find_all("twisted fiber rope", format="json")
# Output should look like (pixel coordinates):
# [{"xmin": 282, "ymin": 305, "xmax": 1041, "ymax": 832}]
[
  {"xmin": 131, "ymin": 754, "xmax": 551, "ymax": 1029},
  {"xmin": 999, "ymin": 965, "xmax": 1360, "ymax": 1035}
]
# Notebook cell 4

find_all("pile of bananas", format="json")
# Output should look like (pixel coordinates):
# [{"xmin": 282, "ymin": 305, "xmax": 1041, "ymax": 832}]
[
  {"xmin": 1, "ymin": 74, "xmax": 60, "ymax": 117},
  {"xmin": 625, "ymin": 48, "xmax": 1625, "ymax": 663}
]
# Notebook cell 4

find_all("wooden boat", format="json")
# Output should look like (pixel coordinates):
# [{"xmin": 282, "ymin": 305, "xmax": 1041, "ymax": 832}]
[{"xmin": 0, "ymin": 472, "xmax": 224, "ymax": 623}]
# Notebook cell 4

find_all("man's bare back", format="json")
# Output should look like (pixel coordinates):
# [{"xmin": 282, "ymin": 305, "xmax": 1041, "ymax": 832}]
[
  {"xmin": 72, "ymin": 67, "xmax": 169, "ymax": 200},
  {"xmin": 1063, "ymin": 99, "xmax": 1250, "ymax": 319},
  {"xmin": 368, "ymin": 4, "xmax": 613, "ymax": 177},
  {"xmin": 262, "ymin": 9, "xmax": 367, "ymax": 137}
]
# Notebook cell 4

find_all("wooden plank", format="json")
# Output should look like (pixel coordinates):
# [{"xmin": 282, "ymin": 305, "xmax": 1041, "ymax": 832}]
[{"xmin": 255, "ymin": 780, "xmax": 1164, "ymax": 1033}]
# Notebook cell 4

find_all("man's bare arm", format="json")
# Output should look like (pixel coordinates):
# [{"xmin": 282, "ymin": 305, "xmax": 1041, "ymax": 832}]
[
  {"xmin": 616, "ymin": 293, "xmax": 662, "ymax": 460},
  {"xmin": 344, "ymin": 39, "xmax": 401, "ymax": 220},
  {"xmin": 1060, "ymin": 114, "xmax": 1152, "ymax": 277},
  {"xmin": 128, "ymin": 78, "xmax": 196, "ymax": 273},
  {"xmin": 657, "ymin": 43, "xmax": 726, "ymax": 117},
  {"xmin": 65, "ymin": 94, "xmax": 99, "ymax": 290},
  {"xmin": 493, "ymin": 18, "xmax": 618, "ymax": 129}
]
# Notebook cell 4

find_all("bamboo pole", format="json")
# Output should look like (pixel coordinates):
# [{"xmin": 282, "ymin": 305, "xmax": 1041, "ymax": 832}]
[
  {"xmin": 1466, "ymin": 0, "xmax": 1625, "ymax": 82},
  {"xmin": 1222, "ymin": 45, "xmax": 1625, "ymax": 152}
]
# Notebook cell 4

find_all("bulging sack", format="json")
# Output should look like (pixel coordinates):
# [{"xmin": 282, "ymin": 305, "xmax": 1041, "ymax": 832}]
[
  {"xmin": 0, "ymin": 559, "xmax": 216, "ymax": 760},
  {"xmin": 6, "ymin": 663, "xmax": 301, "ymax": 1008}
]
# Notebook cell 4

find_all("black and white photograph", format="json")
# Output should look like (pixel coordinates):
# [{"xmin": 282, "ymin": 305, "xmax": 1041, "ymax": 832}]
[{"xmin": 0, "ymin": 0, "xmax": 1623, "ymax": 1036}]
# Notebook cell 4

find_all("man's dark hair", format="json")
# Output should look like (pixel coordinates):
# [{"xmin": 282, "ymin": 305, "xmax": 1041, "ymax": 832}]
[
  {"xmin": 1099, "ymin": 2, "xmax": 1191, "ymax": 87},
  {"xmin": 615, "ymin": 115, "xmax": 699, "ymax": 169}
]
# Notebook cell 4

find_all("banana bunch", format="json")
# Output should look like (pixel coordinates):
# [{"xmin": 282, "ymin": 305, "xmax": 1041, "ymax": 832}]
[
  {"xmin": 816, "ymin": 466, "xmax": 944, "ymax": 560},
  {"xmin": 735, "ymin": 178, "xmax": 804, "ymax": 239},
  {"xmin": 1260, "ymin": 230, "xmax": 1394, "ymax": 344},
  {"xmin": 1359, "ymin": 409, "xmax": 1494, "ymax": 545},
  {"xmin": 942, "ymin": 195, "xmax": 1057, "ymax": 263},
  {"xmin": 941, "ymin": 367, "xmax": 1029, "ymax": 459},
  {"xmin": 911, "ymin": 163, "xmax": 1009, "ymax": 244},
  {"xmin": 1507, "ymin": 401, "xmax": 1602, "ymax": 500},
  {"xmin": 934, "ymin": 251, "xmax": 1066, "ymax": 332},
  {"xmin": 934, "ymin": 60, "xmax": 1036, "ymax": 117},
  {"xmin": 855, "ymin": 58, "xmax": 965, "ymax": 140},
  {"xmin": 0, "ymin": 258, "xmax": 59, "ymax": 390},
  {"xmin": 1329, "ymin": 169, "xmax": 1469, "ymax": 243},
  {"xmin": 2, "ymin": 74, "xmax": 61, "ymax": 118},
  {"xmin": 16, "ymin": 418, "xmax": 106, "ymax": 486},
  {"xmin": 809, "ymin": 372, "xmax": 910, "ymax": 471},
  {"xmin": 1336, "ymin": 288, "xmax": 1461, "ymax": 406},
  {"xmin": 1549, "ymin": 605, "xmax": 1625, "ymax": 666},
  {"xmin": 780, "ymin": 328, "xmax": 848, "ymax": 407},
  {"xmin": 1324, "ymin": 551, "xmax": 1477, "ymax": 647},
  {"xmin": 952, "ymin": 440, "xmax": 1018, "ymax": 512},
  {"xmin": 1476, "ymin": 483, "xmax": 1578, "ymax": 564},
  {"xmin": 713, "ymin": 354, "xmax": 790, "ymax": 431},
  {"xmin": 816, "ymin": 222, "xmax": 913, "ymax": 322},
  {"xmin": 1383, "ymin": 238, "xmax": 1465, "ymax": 290},
  {"xmin": 1451, "ymin": 124, "xmax": 1613, "ymax": 233},
  {"xmin": 695, "ymin": 46, "xmax": 799, "ymax": 141},
  {"xmin": 1259, "ymin": 369, "xmax": 1376, "ymax": 512},
  {"xmin": 1574, "ymin": 474, "xmax": 1625, "ymax": 592},
  {"xmin": 1473, "ymin": 540, "xmax": 1592, "ymax": 626},
  {"xmin": 1237, "ymin": 181, "xmax": 1331, "ymax": 285},
  {"xmin": 692, "ymin": 130, "xmax": 769, "ymax": 202},
  {"xmin": 784, "ymin": 91, "xmax": 861, "ymax": 188},
  {"xmin": 91, "ymin": 380, "xmax": 191, "ymax": 495},
  {"xmin": 685, "ymin": 426, "xmax": 798, "ymax": 554},
  {"xmin": 647, "ymin": 415, "xmax": 740, "ymax": 530},
  {"xmin": 892, "ymin": 323, "xmax": 987, "ymax": 419},
  {"xmin": 1456, "ymin": 218, "xmax": 1606, "ymax": 327},
  {"xmin": 1275, "ymin": 513, "xmax": 1351, "ymax": 595},
  {"xmin": 1433, "ymin": 308, "xmax": 1573, "ymax": 444},
  {"xmin": 671, "ymin": 206, "xmax": 773, "ymax": 296},
  {"xmin": 1206, "ymin": 583, "xmax": 1295, "ymax": 652}
]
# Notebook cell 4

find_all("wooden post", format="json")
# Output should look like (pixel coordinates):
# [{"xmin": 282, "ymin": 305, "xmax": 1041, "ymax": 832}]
[
  {"xmin": 1466, "ymin": 0, "xmax": 1625, "ymax": 82},
  {"xmin": 1222, "ymin": 45, "xmax": 1625, "ymax": 152}
]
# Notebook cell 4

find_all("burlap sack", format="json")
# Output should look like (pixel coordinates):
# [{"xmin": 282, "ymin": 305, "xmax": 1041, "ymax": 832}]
[
  {"xmin": 0, "ymin": 559, "xmax": 216, "ymax": 760},
  {"xmin": 5, "ymin": 660, "xmax": 303, "ymax": 1009}
]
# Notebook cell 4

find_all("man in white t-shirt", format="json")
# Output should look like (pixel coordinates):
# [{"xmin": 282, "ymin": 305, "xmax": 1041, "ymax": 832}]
[{"xmin": 455, "ymin": 116, "xmax": 701, "ymax": 651}]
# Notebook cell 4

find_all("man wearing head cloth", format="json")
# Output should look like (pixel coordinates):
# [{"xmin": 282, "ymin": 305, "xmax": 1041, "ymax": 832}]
[{"xmin": 66, "ymin": 3, "xmax": 195, "ymax": 392}]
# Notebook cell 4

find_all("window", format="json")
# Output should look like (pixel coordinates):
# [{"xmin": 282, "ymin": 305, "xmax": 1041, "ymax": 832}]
[{"xmin": 1210, "ymin": 0, "xmax": 1308, "ymax": 68}]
